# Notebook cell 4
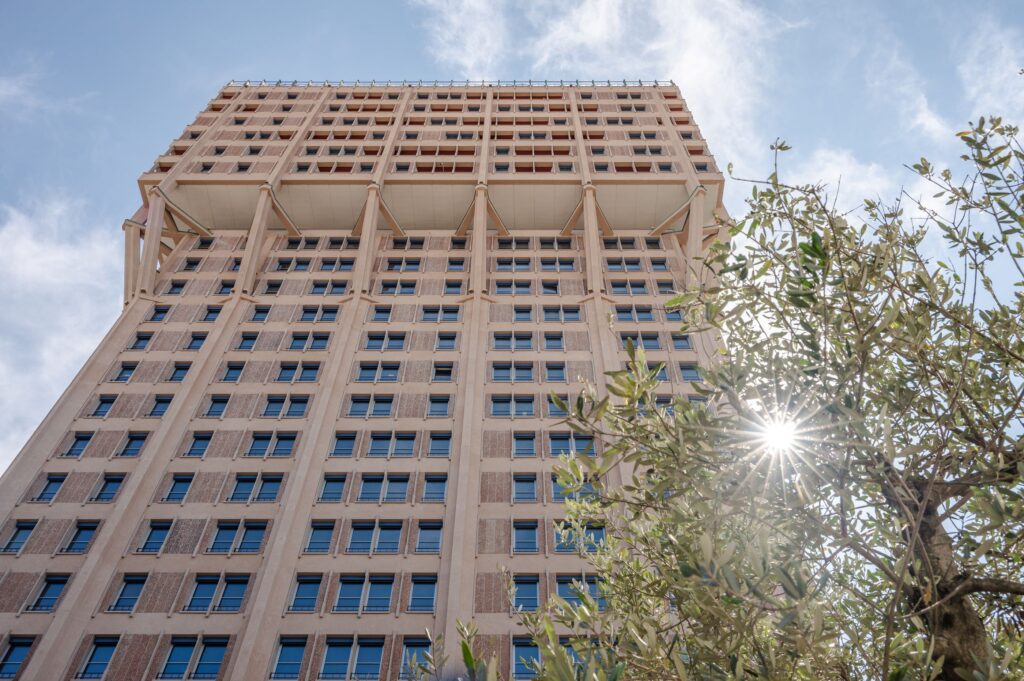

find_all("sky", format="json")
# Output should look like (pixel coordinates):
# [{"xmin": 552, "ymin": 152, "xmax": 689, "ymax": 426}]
[{"xmin": 0, "ymin": 0, "xmax": 1021, "ymax": 474}]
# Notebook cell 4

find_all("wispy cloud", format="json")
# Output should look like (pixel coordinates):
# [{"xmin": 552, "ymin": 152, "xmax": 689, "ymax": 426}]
[
  {"xmin": 0, "ymin": 66, "xmax": 96, "ymax": 120},
  {"xmin": 787, "ymin": 147, "xmax": 896, "ymax": 211},
  {"xmin": 413, "ymin": 0, "xmax": 511, "ymax": 81},
  {"xmin": 865, "ymin": 38, "xmax": 952, "ymax": 143},
  {"xmin": 958, "ymin": 17, "xmax": 1024, "ymax": 123},
  {"xmin": 0, "ymin": 197, "xmax": 121, "ymax": 472}
]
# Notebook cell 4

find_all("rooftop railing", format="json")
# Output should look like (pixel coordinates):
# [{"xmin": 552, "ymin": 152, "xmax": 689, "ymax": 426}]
[{"xmin": 225, "ymin": 79, "xmax": 676, "ymax": 88}]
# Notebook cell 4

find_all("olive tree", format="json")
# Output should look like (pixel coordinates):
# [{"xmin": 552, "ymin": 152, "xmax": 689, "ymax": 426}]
[{"xmin": 517, "ymin": 117, "xmax": 1024, "ymax": 681}]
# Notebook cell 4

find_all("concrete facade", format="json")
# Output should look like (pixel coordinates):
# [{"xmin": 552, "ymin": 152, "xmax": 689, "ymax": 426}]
[{"xmin": 0, "ymin": 81, "xmax": 725, "ymax": 681}]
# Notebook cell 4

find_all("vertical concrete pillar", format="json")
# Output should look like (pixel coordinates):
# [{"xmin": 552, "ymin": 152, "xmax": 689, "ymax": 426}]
[{"xmin": 137, "ymin": 194, "xmax": 166, "ymax": 295}]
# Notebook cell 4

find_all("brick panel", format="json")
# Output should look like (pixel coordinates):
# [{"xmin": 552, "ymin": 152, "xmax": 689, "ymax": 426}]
[
  {"xmin": 22, "ymin": 518, "xmax": 72, "ymax": 554},
  {"xmin": 397, "ymin": 393, "xmax": 427, "ymax": 418},
  {"xmin": 254, "ymin": 330, "xmax": 284, "ymax": 351},
  {"xmin": 151, "ymin": 330, "xmax": 185, "ymax": 352},
  {"xmin": 132, "ymin": 360, "xmax": 167, "ymax": 383},
  {"xmin": 168, "ymin": 304, "xmax": 200, "ymax": 323},
  {"xmin": 266, "ymin": 304, "xmax": 295, "ymax": 323},
  {"xmin": 392, "ymin": 304, "xmax": 416, "ymax": 322},
  {"xmin": 482, "ymin": 430, "xmax": 512, "ymax": 458},
  {"xmin": 135, "ymin": 573, "xmax": 184, "ymax": 613},
  {"xmin": 567, "ymin": 360, "xmax": 595, "ymax": 383},
  {"xmin": 474, "ymin": 634, "xmax": 510, "ymax": 677},
  {"xmin": 189, "ymin": 471, "xmax": 227, "ymax": 503},
  {"xmin": 240, "ymin": 360, "xmax": 274, "ymax": 383},
  {"xmin": 409, "ymin": 330, "xmax": 436, "ymax": 351},
  {"xmin": 224, "ymin": 393, "xmax": 259, "ymax": 418},
  {"xmin": 281, "ymin": 280, "xmax": 306, "ymax": 295},
  {"xmin": 105, "ymin": 634, "xmax": 160, "ymax": 681},
  {"xmin": 164, "ymin": 518, "xmax": 207, "ymax": 554},
  {"xmin": 207, "ymin": 430, "xmax": 244, "ymax": 458},
  {"xmin": 85, "ymin": 429, "xmax": 126, "ymax": 458},
  {"xmin": 477, "ymin": 518, "xmax": 509, "ymax": 554},
  {"xmin": 479, "ymin": 472, "xmax": 510, "ymax": 503},
  {"xmin": 490, "ymin": 304, "xmax": 515, "ymax": 323},
  {"xmin": 0, "ymin": 572, "xmax": 37, "ymax": 612},
  {"xmin": 54, "ymin": 471, "xmax": 100, "ymax": 503},
  {"xmin": 403, "ymin": 360, "xmax": 432, "ymax": 383},
  {"xmin": 108, "ymin": 393, "xmax": 146, "ymax": 418},
  {"xmin": 474, "ymin": 572, "xmax": 508, "ymax": 613},
  {"xmin": 564, "ymin": 330, "xmax": 591, "ymax": 351}
]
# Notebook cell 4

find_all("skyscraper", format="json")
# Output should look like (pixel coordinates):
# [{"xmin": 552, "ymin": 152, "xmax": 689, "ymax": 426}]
[{"xmin": 0, "ymin": 81, "xmax": 724, "ymax": 681}]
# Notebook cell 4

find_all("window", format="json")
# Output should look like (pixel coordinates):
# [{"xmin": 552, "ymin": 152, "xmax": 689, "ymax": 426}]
[
  {"xmin": 357, "ymin": 361, "xmax": 401, "ymax": 381},
  {"xmin": 514, "ymin": 474, "xmax": 537, "ymax": 502},
  {"xmin": 158, "ymin": 637, "xmax": 196, "ymax": 679},
  {"xmin": 543, "ymin": 305, "xmax": 580, "ymax": 322},
  {"xmin": 372, "ymin": 305, "xmax": 392, "ymax": 322},
  {"xmin": 147, "ymin": 395, "xmax": 171, "ymax": 417},
  {"xmin": 113, "ymin": 362, "xmax": 136, "ymax": 382},
  {"xmin": 436, "ymin": 332, "xmax": 457, "ymax": 350},
  {"xmin": 139, "ymin": 520, "xmax": 170, "ymax": 553},
  {"xmin": 545, "ymin": 362, "xmax": 567, "ymax": 383},
  {"xmin": 0, "ymin": 637, "xmax": 33, "ymax": 679},
  {"xmin": 513, "ymin": 576, "xmax": 539, "ymax": 611},
  {"xmin": 347, "ymin": 520, "xmax": 401, "ymax": 554},
  {"xmin": 422, "ymin": 475, "xmax": 447, "ymax": 502},
  {"xmin": 64, "ymin": 521, "xmax": 97, "ymax": 553},
  {"xmin": 365, "ymin": 333, "xmax": 405, "ymax": 351},
  {"xmin": 422, "ymin": 305, "xmax": 461, "ymax": 322},
  {"xmin": 513, "ymin": 305, "xmax": 533, "ymax": 322},
  {"xmin": 110, "ymin": 574, "xmax": 146, "ymax": 612},
  {"xmin": 610, "ymin": 280, "xmax": 648, "ymax": 295},
  {"xmin": 348, "ymin": 395, "xmax": 393, "ymax": 417},
  {"xmin": 62, "ymin": 432, "xmax": 92, "ymax": 458},
  {"xmin": 353, "ymin": 640, "xmax": 384, "ymax": 679},
  {"xmin": 202, "ymin": 305, "xmax": 221, "ymax": 322},
  {"xmin": 165, "ymin": 361, "xmax": 190, "ymax": 383},
  {"xmin": 672, "ymin": 333, "xmax": 692, "ymax": 350},
  {"xmin": 29, "ymin": 574, "xmax": 68, "ymax": 611},
  {"xmin": 149, "ymin": 305, "xmax": 170, "ymax": 321},
  {"xmin": 401, "ymin": 638, "xmax": 432, "ymax": 678},
  {"xmin": 331, "ymin": 432, "xmax": 356, "ymax": 457},
  {"xmin": 549, "ymin": 432, "xmax": 595, "ymax": 457},
  {"xmin": 78, "ymin": 637, "xmax": 118, "ymax": 679},
  {"xmin": 289, "ymin": 332, "xmax": 330, "ymax": 350},
  {"xmin": 320, "ymin": 638, "xmax": 352, "ymax": 680},
  {"xmin": 91, "ymin": 395, "xmax": 115, "ymax": 417},
  {"xmin": 380, "ymin": 280, "xmax": 417, "ymax": 295},
  {"xmin": 165, "ymin": 474, "xmax": 192, "ymax": 502},
  {"xmin": 131, "ymin": 332, "xmax": 152, "ymax": 350},
  {"xmin": 185, "ymin": 432, "xmax": 211, "ymax": 457},
  {"xmin": 432, "ymin": 362, "xmax": 454, "ymax": 382},
  {"xmin": 92, "ymin": 474, "xmax": 124, "ymax": 502},
  {"xmin": 428, "ymin": 432, "xmax": 451, "ymax": 457},
  {"xmin": 544, "ymin": 332, "xmax": 564, "ymax": 350},
  {"xmin": 679, "ymin": 363, "xmax": 701, "ymax": 382},
  {"xmin": 367, "ymin": 432, "xmax": 415, "ymax": 462},
  {"xmin": 366, "ymin": 577, "xmax": 394, "ymax": 612},
  {"xmin": 513, "ymin": 521, "xmax": 539, "ymax": 553},
  {"xmin": 185, "ymin": 575, "xmax": 219, "ymax": 611},
  {"xmin": 290, "ymin": 575, "xmax": 321, "ymax": 611},
  {"xmin": 448, "ymin": 257, "xmax": 465, "ymax": 271},
  {"xmin": 34, "ymin": 474, "xmax": 65, "ymax": 502},
  {"xmin": 495, "ymin": 280, "xmax": 531, "ymax": 295},
  {"xmin": 416, "ymin": 521, "xmax": 443, "ymax": 553},
  {"xmin": 216, "ymin": 576, "xmax": 248, "ymax": 612},
  {"xmin": 186, "ymin": 332, "xmax": 207, "ymax": 350},
  {"xmin": 166, "ymin": 280, "xmax": 185, "ymax": 295},
  {"xmin": 513, "ymin": 432, "xmax": 536, "ymax": 457},
  {"xmin": 217, "ymin": 280, "xmax": 235, "ymax": 295},
  {"xmin": 272, "ymin": 637, "xmax": 306, "ymax": 680},
  {"xmin": 547, "ymin": 395, "xmax": 569, "ymax": 417},
  {"xmin": 222, "ymin": 362, "xmax": 244, "ymax": 382},
  {"xmin": 319, "ymin": 474, "xmax": 346, "ymax": 502},
  {"xmin": 206, "ymin": 395, "xmax": 229, "ymax": 417},
  {"xmin": 2, "ymin": 521, "xmax": 35, "ymax": 553},
  {"xmin": 408, "ymin": 577, "xmax": 437, "ymax": 612},
  {"xmin": 497, "ymin": 258, "xmax": 531, "ymax": 273},
  {"xmin": 251, "ymin": 305, "xmax": 270, "ymax": 322},
  {"xmin": 657, "ymin": 280, "xmax": 675, "ymax": 294},
  {"xmin": 620, "ymin": 332, "xmax": 660, "ymax": 350},
  {"xmin": 428, "ymin": 395, "xmax": 450, "ymax": 417}
]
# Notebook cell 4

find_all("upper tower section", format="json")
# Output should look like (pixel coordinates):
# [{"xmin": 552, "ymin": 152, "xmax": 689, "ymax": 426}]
[{"xmin": 138, "ymin": 80, "xmax": 724, "ymax": 238}]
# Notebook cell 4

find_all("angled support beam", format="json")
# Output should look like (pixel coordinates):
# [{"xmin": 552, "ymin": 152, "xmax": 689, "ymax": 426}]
[
  {"xmin": 649, "ymin": 185, "xmax": 706, "ymax": 236},
  {"xmin": 352, "ymin": 185, "xmax": 382, "ymax": 293},
  {"xmin": 136, "ymin": 193, "xmax": 166, "ymax": 295},
  {"xmin": 581, "ymin": 185, "xmax": 604, "ymax": 294},
  {"xmin": 559, "ymin": 197, "xmax": 584, "ymax": 236},
  {"xmin": 685, "ymin": 186, "xmax": 708, "ymax": 289},
  {"xmin": 454, "ymin": 196, "xmax": 476, "ymax": 237},
  {"xmin": 470, "ymin": 186, "xmax": 488, "ymax": 294},
  {"xmin": 593, "ymin": 194, "xmax": 615, "ymax": 237},
  {"xmin": 238, "ymin": 189, "xmax": 274, "ymax": 295},
  {"xmin": 265, "ymin": 185, "xmax": 301, "ymax": 237},
  {"xmin": 377, "ymin": 194, "xmax": 405, "ymax": 236},
  {"xmin": 122, "ymin": 220, "xmax": 141, "ymax": 305},
  {"xmin": 486, "ymin": 194, "xmax": 510, "ymax": 236},
  {"xmin": 153, "ymin": 186, "xmax": 212, "ymax": 236}
]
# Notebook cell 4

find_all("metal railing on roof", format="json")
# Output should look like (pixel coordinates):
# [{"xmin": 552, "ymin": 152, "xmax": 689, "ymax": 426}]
[{"xmin": 225, "ymin": 79, "xmax": 676, "ymax": 88}]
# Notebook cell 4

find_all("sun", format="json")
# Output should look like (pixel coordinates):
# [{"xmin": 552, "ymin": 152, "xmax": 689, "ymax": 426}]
[{"xmin": 759, "ymin": 419, "xmax": 798, "ymax": 455}]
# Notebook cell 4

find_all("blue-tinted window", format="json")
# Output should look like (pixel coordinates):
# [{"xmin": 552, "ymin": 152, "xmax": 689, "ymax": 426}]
[
  {"xmin": 64, "ymin": 521, "xmax": 97, "ymax": 553},
  {"xmin": 35, "ymin": 474, "xmax": 65, "ymax": 502},
  {"xmin": 290, "ymin": 575, "xmax": 321, "ymax": 611},
  {"xmin": 272, "ymin": 637, "xmax": 306, "ymax": 680},
  {"xmin": 65, "ymin": 432, "xmax": 93, "ymax": 457},
  {"xmin": 111, "ymin": 574, "xmax": 146, "ymax": 611},
  {"xmin": 119, "ymin": 432, "xmax": 148, "ymax": 457},
  {"xmin": 159, "ymin": 637, "xmax": 196, "ymax": 679},
  {"xmin": 30, "ymin": 574, "xmax": 68, "ymax": 611},
  {"xmin": 79, "ymin": 637, "xmax": 118, "ymax": 679},
  {"xmin": 140, "ymin": 520, "xmax": 170, "ymax": 553}
]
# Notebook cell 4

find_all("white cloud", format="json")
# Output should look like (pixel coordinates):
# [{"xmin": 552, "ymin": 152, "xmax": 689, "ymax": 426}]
[
  {"xmin": 0, "ymin": 198, "xmax": 122, "ymax": 474},
  {"xmin": 787, "ymin": 147, "xmax": 896, "ymax": 211},
  {"xmin": 414, "ymin": 0, "xmax": 510, "ymax": 81},
  {"xmin": 522, "ymin": 0, "xmax": 783, "ymax": 189},
  {"xmin": 865, "ymin": 40, "xmax": 952, "ymax": 143},
  {"xmin": 958, "ymin": 18, "xmax": 1024, "ymax": 123}
]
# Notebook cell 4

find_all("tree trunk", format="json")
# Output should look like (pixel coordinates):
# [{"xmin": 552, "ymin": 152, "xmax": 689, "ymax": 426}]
[{"xmin": 914, "ymin": 493, "xmax": 989, "ymax": 680}]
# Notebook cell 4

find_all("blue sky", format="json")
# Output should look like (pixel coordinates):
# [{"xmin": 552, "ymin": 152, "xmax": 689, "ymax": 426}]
[{"xmin": 0, "ymin": 0, "xmax": 1021, "ymax": 473}]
